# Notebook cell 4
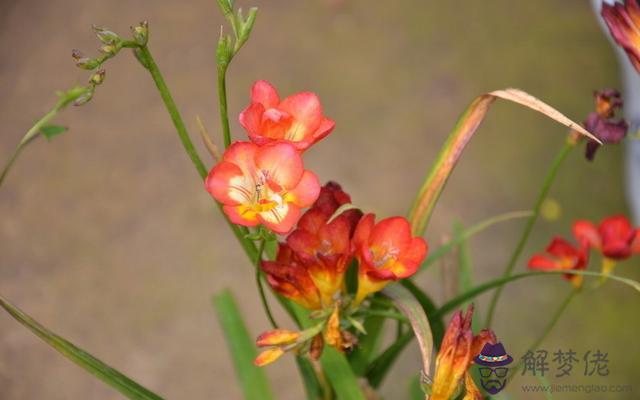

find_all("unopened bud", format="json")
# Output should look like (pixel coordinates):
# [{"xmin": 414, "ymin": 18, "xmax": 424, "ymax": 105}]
[
  {"xmin": 73, "ymin": 88, "xmax": 94, "ymax": 106},
  {"xmin": 74, "ymin": 57, "xmax": 100, "ymax": 70},
  {"xmin": 99, "ymin": 43, "xmax": 118, "ymax": 56},
  {"xmin": 89, "ymin": 69, "xmax": 106, "ymax": 86},
  {"xmin": 92, "ymin": 25, "xmax": 120, "ymax": 44},
  {"xmin": 131, "ymin": 21, "xmax": 149, "ymax": 46}
]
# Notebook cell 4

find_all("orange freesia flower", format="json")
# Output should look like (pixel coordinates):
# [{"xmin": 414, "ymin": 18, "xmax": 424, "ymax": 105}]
[
  {"xmin": 205, "ymin": 141, "xmax": 320, "ymax": 233},
  {"xmin": 528, "ymin": 237, "xmax": 589, "ymax": 288},
  {"xmin": 431, "ymin": 305, "xmax": 495, "ymax": 400},
  {"xmin": 573, "ymin": 215, "xmax": 640, "ymax": 261},
  {"xmin": 352, "ymin": 214, "xmax": 427, "ymax": 305},
  {"xmin": 287, "ymin": 182, "xmax": 362, "ymax": 305},
  {"xmin": 262, "ymin": 182, "xmax": 361, "ymax": 309},
  {"xmin": 239, "ymin": 80, "xmax": 335, "ymax": 151},
  {"xmin": 602, "ymin": 0, "xmax": 640, "ymax": 72},
  {"xmin": 462, "ymin": 372, "xmax": 483, "ymax": 400}
]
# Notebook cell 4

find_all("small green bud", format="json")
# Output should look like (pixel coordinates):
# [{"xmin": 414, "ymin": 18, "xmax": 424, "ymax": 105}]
[
  {"xmin": 73, "ymin": 88, "xmax": 94, "ymax": 106},
  {"xmin": 89, "ymin": 69, "xmax": 106, "ymax": 86},
  {"xmin": 92, "ymin": 25, "xmax": 120, "ymax": 44},
  {"xmin": 132, "ymin": 48, "xmax": 150, "ymax": 69},
  {"xmin": 131, "ymin": 21, "xmax": 149, "ymax": 46},
  {"xmin": 99, "ymin": 43, "xmax": 118, "ymax": 56},
  {"xmin": 72, "ymin": 50, "xmax": 100, "ymax": 70}
]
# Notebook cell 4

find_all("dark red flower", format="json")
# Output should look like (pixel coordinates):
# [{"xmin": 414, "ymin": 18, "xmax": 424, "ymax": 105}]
[
  {"xmin": 583, "ymin": 90, "xmax": 628, "ymax": 161},
  {"xmin": 602, "ymin": 1, "xmax": 640, "ymax": 72}
]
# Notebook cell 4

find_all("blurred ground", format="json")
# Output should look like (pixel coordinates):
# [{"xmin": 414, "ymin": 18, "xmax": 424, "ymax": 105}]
[{"xmin": 0, "ymin": 0, "xmax": 639, "ymax": 399}]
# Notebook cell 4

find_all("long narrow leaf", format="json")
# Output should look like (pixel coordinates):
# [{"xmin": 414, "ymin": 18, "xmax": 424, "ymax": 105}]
[
  {"xmin": 419, "ymin": 210, "xmax": 532, "ymax": 272},
  {"xmin": 408, "ymin": 89, "xmax": 599, "ymax": 236},
  {"xmin": 0, "ymin": 294, "xmax": 163, "ymax": 400},
  {"xmin": 400, "ymin": 280, "xmax": 444, "ymax": 348},
  {"xmin": 436, "ymin": 270, "xmax": 640, "ymax": 319},
  {"xmin": 213, "ymin": 289, "xmax": 274, "ymax": 400}
]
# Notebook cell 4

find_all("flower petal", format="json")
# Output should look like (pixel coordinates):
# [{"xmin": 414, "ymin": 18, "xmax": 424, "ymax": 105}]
[
  {"xmin": 222, "ymin": 141, "xmax": 258, "ymax": 175},
  {"xmin": 279, "ymin": 92, "xmax": 323, "ymax": 141},
  {"xmin": 369, "ymin": 216, "xmax": 413, "ymax": 254},
  {"xmin": 254, "ymin": 347, "xmax": 285, "ymax": 367},
  {"xmin": 239, "ymin": 102, "xmax": 265, "ymax": 136},
  {"xmin": 205, "ymin": 161, "xmax": 252, "ymax": 205},
  {"xmin": 223, "ymin": 205, "xmax": 259, "ymax": 227},
  {"xmin": 259, "ymin": 203, "xmax": 301, "ymax": 234},
  {"xmin": 255, "ymin": 142, "xmax": 304, "ymax": 189},
  {"xmin": 251, "ymin": 80, "xmax": 280, "ymax": 109},
  {"xmin": 573, "ymin": 220, "xmax": 602, "ymax": 249},
  {"xmin": 288, "ymin": 170, "xmax": 321, "ymax": 207}
]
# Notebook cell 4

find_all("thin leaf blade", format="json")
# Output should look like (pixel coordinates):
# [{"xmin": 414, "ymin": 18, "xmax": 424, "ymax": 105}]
[
  {"xmin": 0, "ymin": 294, "xmax": 163, "ymax": 400},
  {"xmin": 409, "ymin": 88, "xmax": 598, "ymax": 236},
  {"xmin": 213, "ymin": 289, "xmax": 274, "ymax": 400}
]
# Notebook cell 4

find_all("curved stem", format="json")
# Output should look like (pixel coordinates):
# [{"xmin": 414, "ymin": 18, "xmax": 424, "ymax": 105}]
[
  {"xmin": 485, "ymin": 141, "xmax": 574, "ymax": 327},
  {"xmin": 506, "ymin": 289, "xmax": 578, "ymax": 383},
  {"xmin": 134, "ymin": 45, "xmax": 257, "ymax": 261},
  {"xmin": 255, "ymin": 239, "xmax": 278, "ymax": 329}
]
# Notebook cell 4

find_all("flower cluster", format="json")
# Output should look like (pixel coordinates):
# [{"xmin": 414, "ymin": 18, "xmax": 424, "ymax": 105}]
[
  {"xmin": 431, "ymin": 305, "xmax": 496, "ymax": 400},
  {"xmin": 204, "ymin": 81, "xmax": 429, "ymax": 366},
  {"xmin": 206, "ymin": 80, "xmax": 335, "ymax": 233},
  {"xmin": 529, "ymin": 215, "xmax": 640, "ymax": 287}
]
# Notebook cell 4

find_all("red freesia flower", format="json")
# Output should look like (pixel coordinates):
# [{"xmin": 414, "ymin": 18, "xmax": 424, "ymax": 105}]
[
  {"xmin": 205, "ymin": 141, "xmax": 320, "ymax": 234},
  {"xmin": 239, "ymin": 80, "xmax": 335, "ymax": 151},
  {"xmin": 262, "ymin": 182, "xmax": 361, "ymax": 309},
  {"xmin": 528, "ymin": 237, "xmax": 589, "ymax": 288},
  {"xmin": 573, "ymin": 215, "xmax": 640, "ymax": 260},
  {"xmin": 286, "ymin": 182, "xmax": 362, "ymax": 306},
  {"xmin": 352, "ymin": 214, "xmax": 427, "ymax": 305},
  {"xmin": 602, "ymin": 0, "xmax": 640, "ymax": 72}
]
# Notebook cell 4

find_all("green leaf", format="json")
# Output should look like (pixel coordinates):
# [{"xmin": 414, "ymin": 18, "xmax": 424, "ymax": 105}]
[
  {"xmin": 408, "ymin": 89, "xmax": 599, "ymax": 236},
  {"xmin": 347, "ymin": 300, "xmax": 386, "ymax": 375},
  {"xmin": 365, "ymin": 330, "xmax": 413, "ymax": 388},
  {"xmin": 213, "ymin": 289, "xmax": 274, "ymax": 400},
  {"xmin": 296, "ymin": 357, "xmax": 323, "ymax": 400},
  {"xmin": 436, "ymin": 270, "xmax": 640, "ymax": 319},
  {"xmin": 400, "ymin": 280, "xmax": 444, "ymax": 348},
  {"xmin": 379, "ymin": 284, "xmax": 433, "ymax": 387},
  {"xmin": 452, "ymin": 220, "xmax": 482, "ymax": 333},
  {"xmin": 40, "ymin": 124, "xmax": 68, "ymax": 140},
  {"xmin": 320, "ymin": 347, "xmax": 366, "ymax": 400},
  {"xmin": 419, "ymin": 210, "xmax": 532, "ymax": 273},
  {"xmin": 0, "ymin": 294, "xmax": 163, "ymax": 400},
  {"xmin": 408, "ymin": 375, "xmax": 426, "ymax": 400},
  {"xmin": 291, "ymin": 304, "xmax": 365, "ymax": 400}
]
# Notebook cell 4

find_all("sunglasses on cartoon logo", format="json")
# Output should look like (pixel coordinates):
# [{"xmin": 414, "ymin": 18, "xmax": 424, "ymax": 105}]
[{"xmin": 478, "ymin": 367, "xmax": 509, "ymax": 378}]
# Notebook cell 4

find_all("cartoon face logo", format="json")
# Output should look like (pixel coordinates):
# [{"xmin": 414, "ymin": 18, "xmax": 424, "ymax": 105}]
[{"xmin": 473, "ymin": 342, "xmax": 513, "ymax": 395}]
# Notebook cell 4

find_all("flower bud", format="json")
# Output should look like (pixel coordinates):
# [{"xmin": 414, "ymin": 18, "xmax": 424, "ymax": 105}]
[
  {"xmin": 72, "ymin": 49, "xmax": 100, "ymax": 70},
  {"xmin": 131, "ymin": 21, "xmax": 149, "ymax": 46},
  {"xmin": 73, "ymin": 88, "xmax": 94, "ymax": 106},
  {"xmin": 92, "ymin": 25, "xmax": 120, "ymax": 44},
  {"xmin": 89, "ymin": 69, "xmax": 106, "ymax": 86},
  {"xmin": 256, "ymin": 329, "xmax": 300, "ymax": 347},
  {"xmin": 99, "ymin": 44, "xmax": 118, "ymax": 56},
  {"xmin": 253, "ymin": 347, "xmax": 284, "ymax": 367}
]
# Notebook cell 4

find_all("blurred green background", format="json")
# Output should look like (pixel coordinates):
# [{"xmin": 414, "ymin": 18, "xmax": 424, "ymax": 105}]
[{"xmin": 0, "ymin": 0, "xmax": 638, "ymax": 398}]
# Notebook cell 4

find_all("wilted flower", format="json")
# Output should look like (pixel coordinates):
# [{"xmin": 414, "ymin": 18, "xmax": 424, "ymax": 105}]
[
  {"xmin": 239, "ymin": 80, "xmax": 335, "ymax": 151},
  {"xmin": 205, "ymin": 141, "xmax": 320, "ymax": 233},
  {"xmin": 602, "ymin": 0, "xmax": 640, "ymax": 72},
  {"xmin": 528, "ymin": 237, "xmax": 589, "ymax": 288},
  {"xmin": 582, "ymin": 89, "xmax": 628, "ymax": 160},
  {"xmin": 573, "ymin": 215, "xmax": 640, "ymax": 261},
  {"xmin": 431, "ymin": 305, "xmax": 495, "ymax": 400},
  {"xmin": 352, "ymin": 214, "xmax": 427, "ymax": 305}
]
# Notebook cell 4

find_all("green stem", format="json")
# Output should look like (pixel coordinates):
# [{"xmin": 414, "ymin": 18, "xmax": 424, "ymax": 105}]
[
  {"xmin": 485, "ymin": 141, "xmax": 574, "ymax": 328},
  {"xmin": 134, "ymin": 45, "xmax": 257, "ymax": 261},
  {"xmin": 217, "ymin": 65, "xmax": 232, "ymax": 148},
  {"xmin": 255, "ymin": 239, "xmax": 278, "ymax": 329},
  {"xmin": 506, "ymin": 289, "xmax": 578, "ymax": 383}
]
